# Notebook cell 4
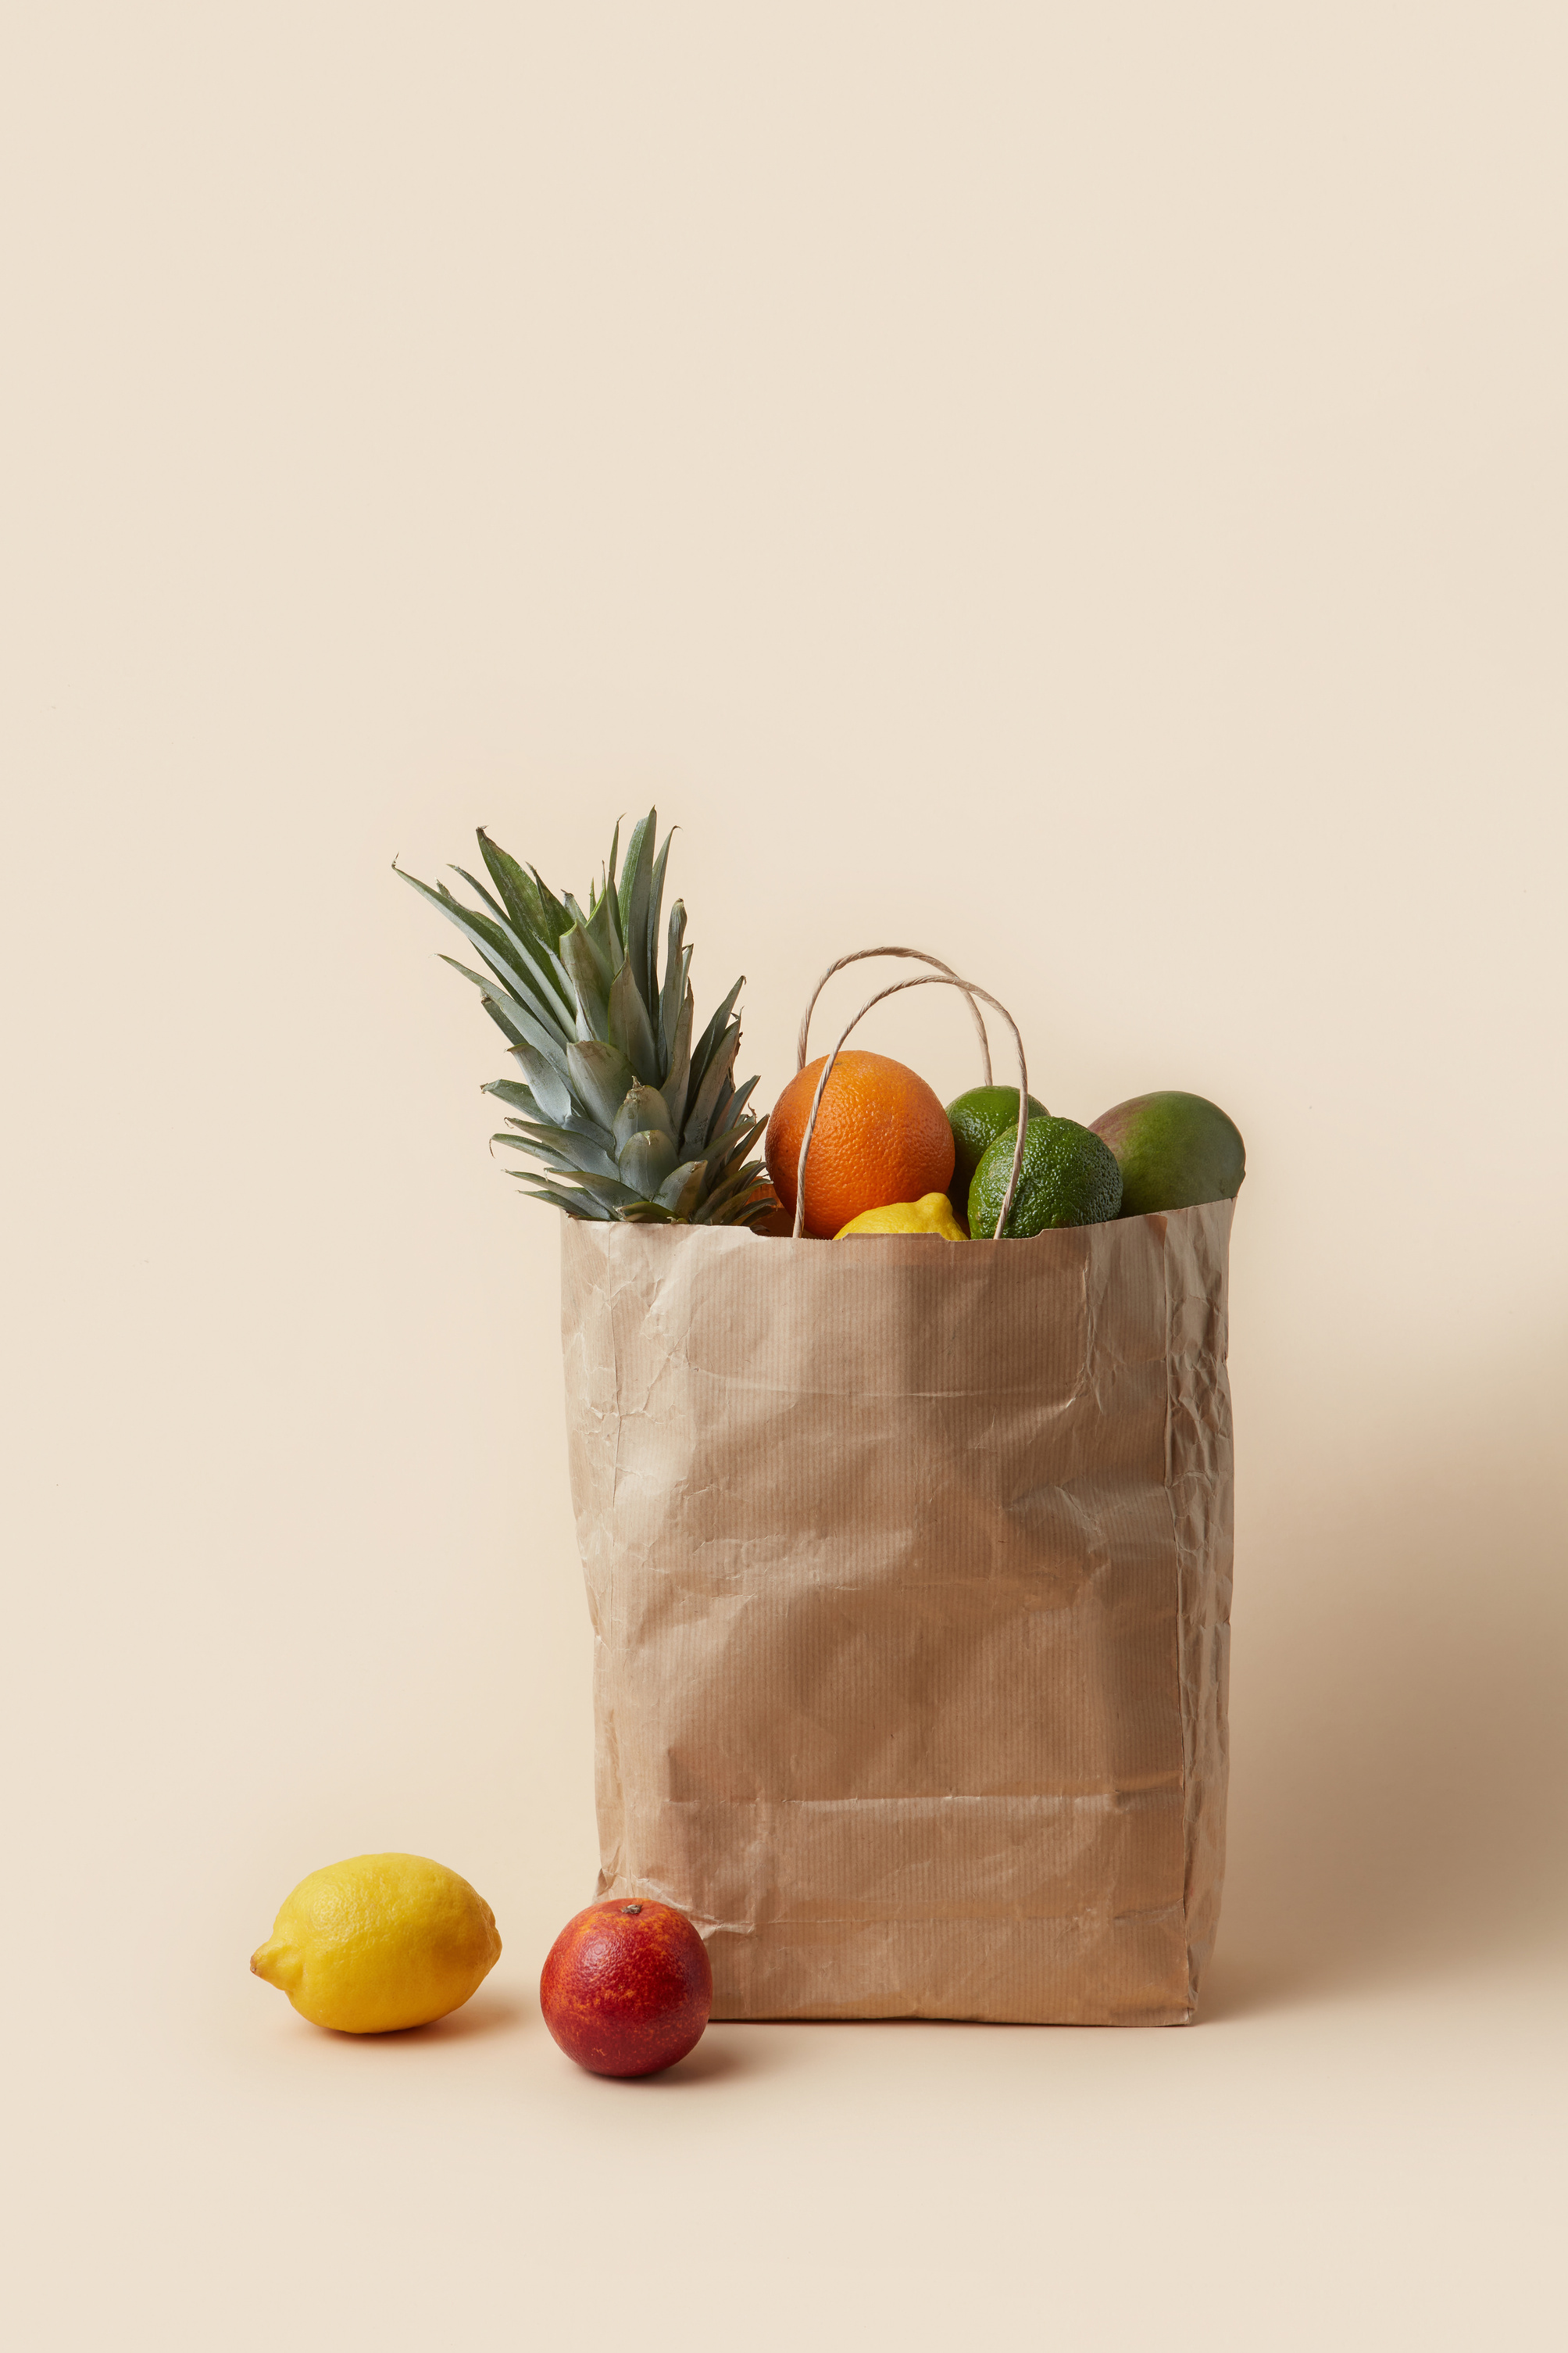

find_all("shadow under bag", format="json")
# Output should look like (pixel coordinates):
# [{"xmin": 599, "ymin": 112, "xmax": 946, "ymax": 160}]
[{"xmin": 559, "ymin": 1196, "xmax": 1234, "ymax": 2026}]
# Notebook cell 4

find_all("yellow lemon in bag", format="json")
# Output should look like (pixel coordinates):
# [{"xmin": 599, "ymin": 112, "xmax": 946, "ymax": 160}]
[
  {"xmin": 834, "ymin": 1192, "xmax": 968, "ymax": 1240},
  {"xmin": 250, "ymin": 1852, "xmax": 501, "ymax": 2033}
]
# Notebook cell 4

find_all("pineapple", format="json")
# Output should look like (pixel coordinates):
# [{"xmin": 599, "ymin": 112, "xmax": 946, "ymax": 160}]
[{"xmin": 398, "ymin": 810, "xmax": 777, "ymax": 1227}]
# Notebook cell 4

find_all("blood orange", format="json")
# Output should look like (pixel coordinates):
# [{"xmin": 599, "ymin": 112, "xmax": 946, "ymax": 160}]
[{"xmin": 539, "ymin": 1899, "xmax": 712, "ymax": 2079}]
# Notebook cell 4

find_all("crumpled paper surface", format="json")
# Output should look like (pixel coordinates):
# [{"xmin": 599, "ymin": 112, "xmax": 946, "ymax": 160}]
[{"xmin": 559, "ymin": 1200, "xmax": 1234, "ymax": 2026}]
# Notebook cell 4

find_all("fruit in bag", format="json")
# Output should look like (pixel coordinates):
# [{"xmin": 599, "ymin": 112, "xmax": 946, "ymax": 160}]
[
  {"xmin": 1090, "ymin": 1091, "xmax": 1245, "ymax": 1217},
  {"xmin": 968, "ymin": 1115, "xmax": 1123, "ymax": 1238}
]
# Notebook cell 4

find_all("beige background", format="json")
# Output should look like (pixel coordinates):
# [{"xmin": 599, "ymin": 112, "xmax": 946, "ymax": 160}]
[{"xmin": 4, "ymin": 6, "xmax": 1564, "ymax": 2347}]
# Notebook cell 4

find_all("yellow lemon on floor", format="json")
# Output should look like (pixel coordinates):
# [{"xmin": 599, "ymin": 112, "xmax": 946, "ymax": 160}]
[
  {"xmin": 834, "ymin": 1191, "xmax": 968, "ymax": 1239},
  {"xmin": 250, "ymin": 1853, "xmax": 502, "ymax": 2034}
]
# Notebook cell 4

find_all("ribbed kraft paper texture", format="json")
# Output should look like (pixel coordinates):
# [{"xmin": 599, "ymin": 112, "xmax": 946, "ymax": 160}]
[{"xmin": 559, "ymin": 1201, "xmax": 1234, "ymax": 2026}]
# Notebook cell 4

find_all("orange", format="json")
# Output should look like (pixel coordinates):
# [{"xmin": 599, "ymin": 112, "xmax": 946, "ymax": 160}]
[{"xmin": 766, "ymin": 1050, "xmax": 955, "ymax": 1239}]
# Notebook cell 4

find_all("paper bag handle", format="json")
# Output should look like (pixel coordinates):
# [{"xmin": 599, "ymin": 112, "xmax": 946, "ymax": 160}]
[
  {"xmin": 796, "ymin": 947, "xmax": 993, "ymax": 1083},
  {"xmin": 793, "ymin": 971, "xmax": 1033, "ymax": 1241}
]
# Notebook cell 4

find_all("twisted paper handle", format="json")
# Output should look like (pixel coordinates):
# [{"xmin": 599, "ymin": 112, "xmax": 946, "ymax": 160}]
[
  {"xmin": 792, "ymin": 969, "xmax": 1033, "ymax": 1241},
  {"xmin": 796, "ymin": 946, "xmax": 992, "ymax": 1082}
]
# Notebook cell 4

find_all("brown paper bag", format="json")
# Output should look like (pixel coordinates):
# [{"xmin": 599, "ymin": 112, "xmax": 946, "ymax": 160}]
[{"xmin": 558, "ymin": 964, "xmax": 1235, "ymax": 2026}]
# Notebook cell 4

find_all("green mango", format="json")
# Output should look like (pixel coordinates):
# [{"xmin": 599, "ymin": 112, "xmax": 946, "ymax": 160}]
[
  {"xmin": 1089, "ymin": 1090, "xmax": 1245, "ymax": 1218},
  {"xmin": 944, "ymin": 1085, "xmax": 1048, "ymax": 1228}
]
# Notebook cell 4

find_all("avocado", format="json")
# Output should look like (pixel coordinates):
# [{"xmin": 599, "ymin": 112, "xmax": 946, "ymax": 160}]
[
  {"xmin": 1089, "ymin": 1091, "xmax": 1245, "ymax": 1218},
  {"xmin": 967, "ymin": 1114, "xmax": 1123, "ymax": 1238}
]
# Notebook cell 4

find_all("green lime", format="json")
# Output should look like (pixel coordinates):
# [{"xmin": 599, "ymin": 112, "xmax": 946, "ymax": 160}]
[
  {"xmin": 967, "ymin": 1114, "xmax": 1123, "ymax": 1239},
  {"xmin": 1088, "ymin": 1091, "xmax": 1245, "ymax": 1217},
  {"xmin": 945, "ymin": 1085, "xmax": 1048, "ymax": 1227}
]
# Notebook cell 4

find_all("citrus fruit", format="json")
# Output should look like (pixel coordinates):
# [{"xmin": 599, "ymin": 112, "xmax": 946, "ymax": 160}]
[
  {"xmin": 835, "ymin": 1192, "xmax": 968, "ymax": 1239},
  {"xmin": 968, "ymin": 1114, "xmax": 1123, "ymax": 1238},
  {"xmin": 249, "ymin": 1853, "xmax": 502, "ymax": 2034},
  {"xmin": 944, "ymin": 1085, "xmax": 1048, "ymax": 1225},
  {"xmin": 1089, "ymin": 1091, "xmax": 1246, "ymax": 1216},
  {"xmin": 540, "ymin": 1898, "xmax": 713, "ymax": 2078},
  {"xmin": 766, "ymin": 1051, "xmax": 955, "ymax": 1239}
]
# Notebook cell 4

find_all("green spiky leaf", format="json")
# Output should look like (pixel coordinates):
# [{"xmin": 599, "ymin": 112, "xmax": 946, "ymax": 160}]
[
  {"xmin": 682, "ymin": 1018, "xmax": 741, "ymax": 1154},
  {"xmin": 645, "ymin": 831, "xmax": 673, "ymax": 1030},
  {"xmin": 617, "ymin": 1128, "xmax": 679, "ymax": 1197},
  {"xmin": 659, "ymin": 903, "xmax": 688, "ymax": 1058},
  {"xmin": 656, "ymin": 1160, "xmax": 709, "ymax": 1218},
  {"xmin": 483, "ymin": 1080, "xmax": 613, "ymax": 1151},
  {"xmin": 436, "ymin": 957, "xmax": 574, "ymax": 1071},
  {"xmin": 517, "ymin": 1182, "xmax": 616, "ymax": 1221},
  {"xmin": 402, "ymin": 814, "xmax": 766, "ymax": 1222},
  {"xmin": 495, "ymin": 1120, "xmax": 620, "ymax": 1183},
  {"xmin": 607, "ymin": 953, "xmax": 661, "ymax": 1086},
  {"xmin": 559, "ymin": 925, "xmax": 609, "ymax": 1040},
  {"xmin": 663, "ymin": 985, "xmax": 695, "ymax": 1133},
  {"xmin": 478, "ymin": 992, "xmax": 526, "ymax": 1046},
  {"xmin": 566, "ymin": 1039, "xmax": 634, "ymax": 1129},
  {"xmin": 616, "ymin": 812, "xmax": 652, "ymax": 953},
  {"xmin": 688, "ymin": 977, "xmax": 744, "ymax": 1096},
  {"xmin": 503, "ymin": 1039, "xmax": 573, "ymax": 1123},
  {"xmin": 695, "ymin": 1164, "xmax": 775, "ymax": 1224},
  {"xmin": 449, "ymin": 867, "xmax": 576, "ymax": 1021},
  {"xmin": 613, "ymin": 1082, "xmax": 675, "ymax": 1152}
]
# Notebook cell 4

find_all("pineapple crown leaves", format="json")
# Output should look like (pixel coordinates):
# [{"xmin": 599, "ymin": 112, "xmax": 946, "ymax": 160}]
[{"xmin": 395, "ymin": 810, "xmax": 777, "ymax": 1227}]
